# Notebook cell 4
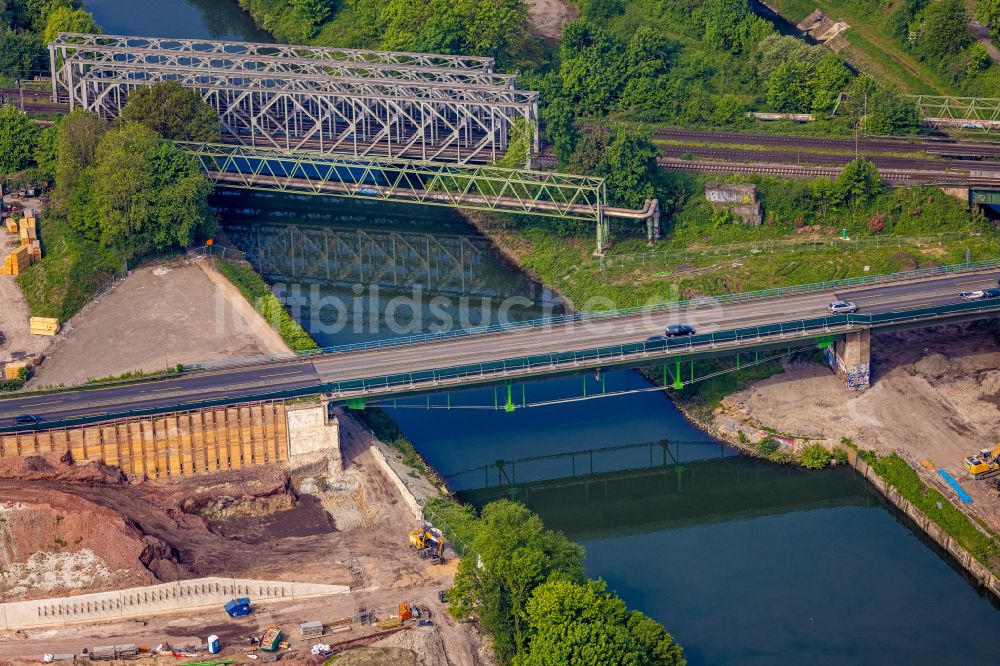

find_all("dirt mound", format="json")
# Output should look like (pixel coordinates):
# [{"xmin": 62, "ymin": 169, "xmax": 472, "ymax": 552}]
[
  {"xmin": 908, "ymin": 352, "xmax": 957, "ymax": 380},
  {"xmin": 0, "ymin": 487, "xmax": 161, "ymax": 600},
  {"xmin": 0, "ymin": 451, "xmax": 126, "ymax": 485}
]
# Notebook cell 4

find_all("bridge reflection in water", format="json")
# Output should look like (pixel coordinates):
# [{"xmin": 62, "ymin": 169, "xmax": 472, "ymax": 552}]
[
  {"xmin": 216, "ymin": 192, "xmax": 566, "ymax": 339},
  {"xmin": 453, "ymin": 441, "xmax": 875, "ymax": 540}
]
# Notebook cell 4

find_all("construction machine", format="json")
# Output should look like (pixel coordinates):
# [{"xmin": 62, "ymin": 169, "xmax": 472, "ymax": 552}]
[
  {"xmin": 408, "ymin": 528, "xmax": 446, "ymax": 564},
  {"xmin": 965, "ymin": 443, "xmax": 1000, "ymax": 480}
]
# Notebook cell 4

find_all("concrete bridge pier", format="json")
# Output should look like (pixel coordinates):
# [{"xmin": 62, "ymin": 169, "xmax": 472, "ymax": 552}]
[{"xmin": 825, "ymin": 328, "xmax": 871, "ymax": 390}]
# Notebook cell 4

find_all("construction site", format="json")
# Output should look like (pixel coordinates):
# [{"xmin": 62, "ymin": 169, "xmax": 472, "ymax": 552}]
[{"xmin": 0, "ymin": 194, "xmax": 486, "ymax": 664}]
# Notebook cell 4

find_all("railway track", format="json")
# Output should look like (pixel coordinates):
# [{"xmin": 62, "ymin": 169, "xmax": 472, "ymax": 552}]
[
  {"xmin": 658, "ymin": 158, "xmax": 986, "ymax": 186},
  {"xmin": 654, "ymin": 127, "xmax": 1000, "ymax": 159},
  {"xmin": 658, "ymin": 145, "xmax": 1000, "ymax": 173}
]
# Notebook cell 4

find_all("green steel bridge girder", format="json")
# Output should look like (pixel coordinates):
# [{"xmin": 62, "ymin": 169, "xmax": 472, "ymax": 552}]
[{"xmin": 175, "ymin": 142, "xmax": 659, "ymax": 254}]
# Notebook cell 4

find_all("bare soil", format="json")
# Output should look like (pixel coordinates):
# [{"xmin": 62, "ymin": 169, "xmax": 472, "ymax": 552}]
[
  {"xmin": 30, "ymin": 256, "xmax": 288, "ymax": 387},
  {"xmin": 525, "ymin": 0, "xmax": 577, "ymax": 44},
  {"xmin": 713, "ymin": 321, "xmax": 1000, "ymax": 532}
]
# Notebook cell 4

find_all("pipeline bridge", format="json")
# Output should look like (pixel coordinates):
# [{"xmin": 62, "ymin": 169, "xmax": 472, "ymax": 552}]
[{"xmin": 3, "ymin": 262, "xmax": 1000, "ymax": 432}]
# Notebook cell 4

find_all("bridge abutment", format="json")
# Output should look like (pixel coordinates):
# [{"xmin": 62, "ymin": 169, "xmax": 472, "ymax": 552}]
[{"xmin": 825, "ymin": 328, "xmax": 871, "ymax": 390}]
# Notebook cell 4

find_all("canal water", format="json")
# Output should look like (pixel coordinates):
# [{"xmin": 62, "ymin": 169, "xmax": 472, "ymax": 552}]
[
  {"xmin": 90, "ymin": 3, "xmax": 1000, "ymax": 663},
  {"xmin": 216, "ymin": 193, "xmax": 1000, "ymax": 665}
]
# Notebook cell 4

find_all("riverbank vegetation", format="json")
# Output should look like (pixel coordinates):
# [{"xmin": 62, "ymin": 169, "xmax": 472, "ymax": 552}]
[
  {"xmin": 214, "ymin": 259, "xmax": 319, "ymax": 352},
  {"xmin": 1, "ymin": 83, "xmax": 221, "ymax": 320},
  {"xmin": 858, "ymin": 449, "xmax": 1000, "ymax": 569},
  {"xmin": 474, "ymin": 160, "xmax": 998, "ymax": 310},
  {"xmin": 425, "ymin": 497, "xmax": 686, "ymax": 665}
]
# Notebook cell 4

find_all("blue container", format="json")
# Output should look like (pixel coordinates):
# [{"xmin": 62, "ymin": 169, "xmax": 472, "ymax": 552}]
[
  {"xmin": 207, "ymin": 635, "xmax": 221, "ymax": 654},
  {"xmin": 224, "ymin": 597, "xmax": 252, "ymax": 617}
]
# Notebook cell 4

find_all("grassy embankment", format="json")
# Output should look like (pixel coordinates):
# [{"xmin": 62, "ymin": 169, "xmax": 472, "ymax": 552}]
[
  {"xmin": 17, "ymin": 214, "xmax": 124, "ymax": 322},
  {"xmin": 858, "ymin": 449, "xmax": 1000, "ymax": 572},
  {"xmin": 766, "ymin": 0, "xmax": 958, "ymax": 95},
  {"xmin": 472, "ymin": 172, "xmax": 1000, "ymax": 411}
]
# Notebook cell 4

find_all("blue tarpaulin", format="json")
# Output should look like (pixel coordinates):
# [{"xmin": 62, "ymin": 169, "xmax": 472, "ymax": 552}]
[{"xmin": 936, "ymin": 470, "xmax": 973, "ymax": 504}]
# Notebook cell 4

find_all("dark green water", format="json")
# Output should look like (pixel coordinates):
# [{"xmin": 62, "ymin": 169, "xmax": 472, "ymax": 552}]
[
  {"xmin": 79, "ymin": 3, "xmax": 1000, "ymax": 660},
  {"xmin": 216, "ymin": 193, "xmax": 1000, "ymax": 664},
  {"xmin": 84, "ymin": 0, "xmax": 270, "ymax": 40}
]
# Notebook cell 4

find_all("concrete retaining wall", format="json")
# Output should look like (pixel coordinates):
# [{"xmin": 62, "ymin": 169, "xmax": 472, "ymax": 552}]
[
  {"xmin": 287, "ymin": 402, "xmax": 342, "ymax": 473},
  {"xmin": 371, "ymin": 445, "xmax": 422, "ymax": 520},
  {"xmin": 0, "ymin": 577, "xmax": 349, "ymax": 630},
  {"xmin": 0, "ymin": 401, "xmax": 288, "ymax": 479},
  {"xmin": 850, "ymin": 451, "xmax": 1000, "ymax": 600}
]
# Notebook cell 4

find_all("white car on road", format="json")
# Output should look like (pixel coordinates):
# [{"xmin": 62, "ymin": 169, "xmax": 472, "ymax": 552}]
[
  {"xmin": 960, "ymin": 290, "xmax": 986, "ymax": 301},
  {"xmin": 828, "ymin": 300, "xmax": 858, "ymax": 314}
]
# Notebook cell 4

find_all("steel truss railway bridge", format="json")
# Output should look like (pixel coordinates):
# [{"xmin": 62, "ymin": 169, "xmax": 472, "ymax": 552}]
[{"xmin": 48, "ymin": 33, "xmax": 658, "ymax": 253}]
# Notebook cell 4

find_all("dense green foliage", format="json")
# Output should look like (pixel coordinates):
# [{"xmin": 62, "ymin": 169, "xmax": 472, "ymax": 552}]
[
  {"xmin": 799, "ymin": 443, "xmax": 832, "ymax": 469},
  {"xmin": 214, "ymin": 259, "xmax": 320, "ymax": 352},
  {"xmin": 859, "ymin": 451, "xmax": 999, "ymax": 567},
  {"xmin": 0, "ymin": 366, "xmax": 29, "ymax": 391},
  {"xmin": 54, "ymin": 108, "xmax": 107, "ymax": 208},
  {"xmin": 119, "ymin": 81, "xmax": 221, "ymax": 142},
  {"xmin": 0, "ymin": 1, "xmax": 97, "ymax": 83},
  {"xmin": 443, "ymin": 498, "xmax": 685, "ymax": 665},
  {"xmin": 41, "ymin": 5, "xmax": 98, "ymax": 42},
  {"xmin": 514, "ymin": 579, "xmax": 685, "ymax": 666},
  {"xmin": 67, "ymin": 122, "xmax": 217, "ymax": 260},
  {"xmin": 0, "ymin": 104, "xmax": 38, "ymax": 173}
]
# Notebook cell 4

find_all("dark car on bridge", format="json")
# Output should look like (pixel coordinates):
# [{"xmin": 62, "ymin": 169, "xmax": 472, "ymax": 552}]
[
  {"xmin": 13, "ymin": 414, "xmax": 41, "ymax": 426},
  {"xmin": 984, "ymin": 288, "xmax": 1000, "ymax": 299},
  {"xmin": 646, "ymin": 334, "xmax": 667, "ymax": 348},
  {"xmin": 665, "ymin": 325, "xmax": 696, "ymax": 337}
]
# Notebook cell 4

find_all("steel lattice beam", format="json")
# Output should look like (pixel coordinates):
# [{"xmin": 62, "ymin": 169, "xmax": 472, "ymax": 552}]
[
  {"xmin": 907, "ymin": 94, "xmax": 1000, "ymax": 131},
  {"xmin": 51, "ymin": 32, "xmax": 496, "ymax": 70},
  {"xmin": 68, "ymin": 65, "xmax": 536, "ymax": 163},
  {"xmin": 181, "ymin": 141, "xmax": 606, "ymax": 220},
  {"xmin": 54, "ymin": 40, "xmax": 514, "ymax": 88},
  {"xmin": 181, "ymin": 143, "xmax": 658, "ymax": 254}
]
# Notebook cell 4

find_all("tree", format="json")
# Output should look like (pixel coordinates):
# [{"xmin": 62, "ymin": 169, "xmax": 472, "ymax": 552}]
[
  {"xmin": 0, "ymin": 29, "xmax": 43, "ymax": 81},
  {"xmin": 766, "ymin": 61, "xmax": 814, "ymax": 113},
  {"xmin": 449, "ymin": 500, "xmax": 585, "ymax": 663},
  {"xmin": 42, "ymin": 6, "xmax": 99, "ymax": 43},
  {"xmin": 120, "ymin": 81, "xmax": 221, "ymax": 142},
  {"xmin": 834, "ymin": 158, "xmax": 883, "ymax": 208},
  {"xmin": 799, "ymin": 443, "xmax": 831, "ymax": 469},
  {"xmin": 91, "ymin": 123, "xmax": 216, "ymax": 259},
  {"xmin": 568, "ymin": 125, "xmax": 612, "ymax": 175},
  {"xmin": 600, "ymin": 127, "xmax": 658, "ymax": 208},
  {"xmin": 289, "ymin": 0, "xmax": 333, "ymax": 34},
  {"xmin": 978, "ymin": 0, "xmax": 1000, "ymax": 41},
  {"xmin": 909, "ymin": 0, "xmax": 969, "ymax": 61},
  {"xmin": 541, "ymin": 97, "xmax": 577, "ymax": 166},
  {"xmin": 0, "ymin": 104, "xmax": 38, "ymax": 174},
  {"xmin": 867, "ymin": 87, "xmax": 920, "ymax": 134},
  {"xmin": 809, "ymin": 55, "xmax": 851, "ymax": 115},
  {"xmin": 54, "ymin": 109, "xmax": 107, "ymax": 209},
  {"xmin": 700, "ymin": 0, "xmax": 772, "ymax": 54},
  {"xmin": 463, "ymin": 0, "xmax": 528, "ymax": 62},
  {"xmin": 32, "ymin": 116, "xmax": 60, "ymax": 183},
  {"xmin": 559, "ymin": 21, "xmax": 628, "ymax": 115},
  {"xmin": 513, "ymin": 579, "xmax": 686, "ymax": 666}
]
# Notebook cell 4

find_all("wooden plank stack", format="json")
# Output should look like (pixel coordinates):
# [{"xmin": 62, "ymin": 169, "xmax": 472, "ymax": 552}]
[
  {"xmin": 29, "ymin": 317, "xmax": 60, "ymax": 336},
  {"xmin": 4, "ymin": 361, "xmax": 29, "ymax": 381},
  {"xmin": 0, "ymin": 246, "xmax": 30, "ymax": 275}
]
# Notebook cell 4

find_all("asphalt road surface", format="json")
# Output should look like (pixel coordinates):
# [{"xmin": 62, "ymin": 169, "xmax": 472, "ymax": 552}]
[{"xmin": 2, "ymin": 270, "xmax": 999, "ymax": 429}]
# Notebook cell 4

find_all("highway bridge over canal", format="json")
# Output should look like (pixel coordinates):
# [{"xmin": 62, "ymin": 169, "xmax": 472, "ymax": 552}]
[{"xmin": 3, "ymin": 262, "xmax": 1000, "ymax": 432}]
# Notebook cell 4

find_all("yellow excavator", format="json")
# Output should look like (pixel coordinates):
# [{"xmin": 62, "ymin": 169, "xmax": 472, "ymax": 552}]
[
  {"xmin": 408, "ymin": 528, "xmax": 446, "ymax": 563},
  {"xmin": 965, "ymin": 443, "xmax": 1000, "ymax": 480}
]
